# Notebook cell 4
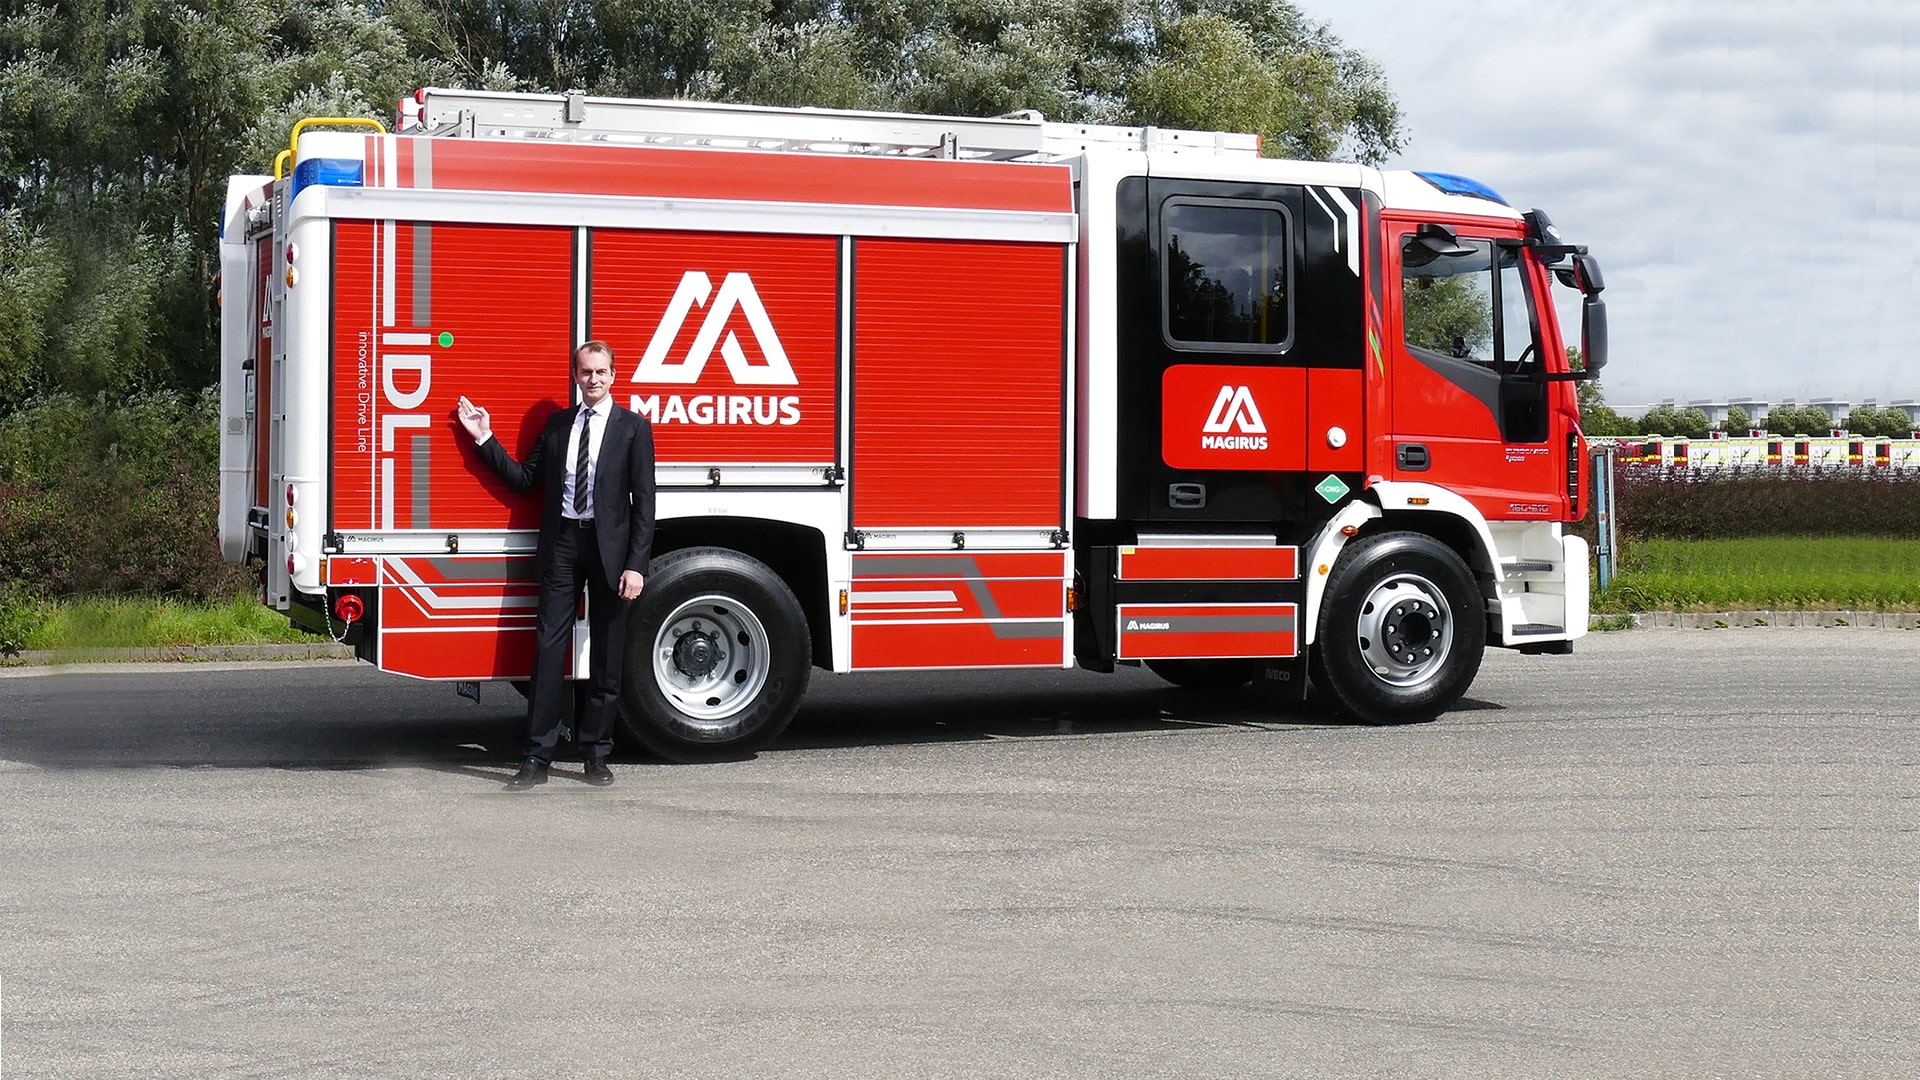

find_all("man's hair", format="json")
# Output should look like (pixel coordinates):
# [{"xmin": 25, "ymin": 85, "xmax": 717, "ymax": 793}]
[{"xmin": 574, "ymin": 340, "xmax": 615, "ymax": 369}]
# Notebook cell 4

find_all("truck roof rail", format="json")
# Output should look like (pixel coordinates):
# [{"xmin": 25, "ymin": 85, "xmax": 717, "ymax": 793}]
[{"xmin": 398, "ymin": 88, "xmax": 1260, "ymax": 162}]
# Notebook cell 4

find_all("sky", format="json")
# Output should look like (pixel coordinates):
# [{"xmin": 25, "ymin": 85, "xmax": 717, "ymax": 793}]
[{"xmin": 1288, "ymin": 0, "xmax": 1918, "ymax": 410}]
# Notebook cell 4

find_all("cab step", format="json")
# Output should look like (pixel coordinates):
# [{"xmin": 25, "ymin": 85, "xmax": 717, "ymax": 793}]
[{"xmin": 1502, "ymin": 560, "xmax": 1554, "ymax": 575}]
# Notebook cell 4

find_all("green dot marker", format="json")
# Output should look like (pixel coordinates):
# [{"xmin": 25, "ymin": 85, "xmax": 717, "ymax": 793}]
[{"xmin": 437, "ymin": 331, "xmax": 454, "ymax": 348}]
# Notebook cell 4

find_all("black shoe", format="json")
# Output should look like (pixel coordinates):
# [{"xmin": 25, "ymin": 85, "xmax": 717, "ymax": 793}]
[
  {"xmin": 582, "ymin": 757, "xmax": 614, "ymax": 787},
  {"xmin": 504, "ymin": 757, "xmax": 550, "ymax": 790}
]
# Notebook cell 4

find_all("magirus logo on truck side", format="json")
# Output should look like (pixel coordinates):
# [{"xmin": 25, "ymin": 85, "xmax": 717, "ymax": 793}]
[
  {"xmin": 630, "ymin": 270, "xmax": 802, "ymax": 426},
  {"xmin": 1200, "ymin": 385, "xmax": 1268, "ymax": 450}
]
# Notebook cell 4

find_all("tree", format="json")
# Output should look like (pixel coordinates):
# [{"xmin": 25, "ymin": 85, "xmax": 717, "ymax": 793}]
[
  {"xmin": 1842, "ymin": 404, "xmax": 1915, "ymax": 439},
  {"xmin": 1721, "ymin": 404, "xmax": 1750, "ymax": 434},
  {"xmin": 0, "ymin": 1, "xmax": 448, "ymax": 407},
  {"xmin": 403, "ymin": 2, "xmax": 1405, "ymax": 162},
  {"xmin": 1760, "ymin": 405, "xmax": 1830, "ymax": 436},
  {"xmin": 1123, "ymin": 2, "xmax": 1401, "ymax": 163},
  {"xmin": 1636, "ymin": 405, "xmax": 1711, "ymax": 439},
  {"xmin": 1568, "ymin": 348, "xmax": 1635, "ymax": 437}
]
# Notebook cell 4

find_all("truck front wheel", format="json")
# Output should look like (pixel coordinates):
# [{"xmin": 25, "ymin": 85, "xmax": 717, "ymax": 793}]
[
  {"xmin": 1310, "ymin": 531, "xmax": 1485, "ymax": 725},
  {"xmin": 621, "ymin": 547, "xmax": 812, "ymax": 761}
]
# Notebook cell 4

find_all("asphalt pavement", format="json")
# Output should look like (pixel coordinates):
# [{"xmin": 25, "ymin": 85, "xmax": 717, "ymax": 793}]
[{"xmin": 1, "ymin": 627, "xmax": 1915, "ymax": 1078}]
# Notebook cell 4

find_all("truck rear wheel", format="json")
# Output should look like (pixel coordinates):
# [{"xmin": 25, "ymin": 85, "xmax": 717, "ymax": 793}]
[
  {"xmin": 1310, "ymin": 531, "xmax": 1484, "ymax": 725},
  {"xmin": 621, "ymin": 547, "xmax": 811, "ymax": 762},
  {"xmin": 1145, "ymin": 658, "xmax": 1262, "ymax": 692}
]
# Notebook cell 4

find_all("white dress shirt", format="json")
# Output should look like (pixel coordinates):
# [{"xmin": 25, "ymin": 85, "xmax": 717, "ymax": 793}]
[
  {"xmin": 561, "ymin": 400, "xmax": 609, "ymax": 520},
  {"xmin": 560, "ymin": 399, "xmax": 602, "ymax": 518}
]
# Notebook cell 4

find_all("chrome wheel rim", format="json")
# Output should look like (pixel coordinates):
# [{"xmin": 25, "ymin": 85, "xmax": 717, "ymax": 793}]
[
  {"xmin": 652, "ymin": 594, "xmax": 770, "ymax": 728},
  {"xmin": 1354, "ymin": 573, "xmax": 1455, "ymax": 689}
]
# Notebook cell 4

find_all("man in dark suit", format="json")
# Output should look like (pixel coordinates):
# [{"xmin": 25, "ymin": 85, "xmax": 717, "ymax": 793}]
[{"xmin": 455, "ymin": 340, "xmax": 655, "ymax": 790}]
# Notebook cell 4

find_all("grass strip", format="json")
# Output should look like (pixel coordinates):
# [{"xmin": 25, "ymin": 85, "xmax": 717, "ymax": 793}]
[
  {"xmin": 1596, "ymin": 536, "xmax": 1920, "ymax": 612},
  {"xmin": 8, "ymin": 594, "xmax": 310, "ymax": 651}
]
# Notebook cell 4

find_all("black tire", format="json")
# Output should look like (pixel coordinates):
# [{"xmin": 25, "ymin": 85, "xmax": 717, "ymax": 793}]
[
  {"xmin": 1145, "ymin": 658, "xmax": 1262, "ymax": 692},
  {"xmin": 1310, "ymin": 531, "xmax": 1485, "ymax": 725},
  {"xmin": 620, "ymin": 547, "xmax": 812, "ymax": 762}
]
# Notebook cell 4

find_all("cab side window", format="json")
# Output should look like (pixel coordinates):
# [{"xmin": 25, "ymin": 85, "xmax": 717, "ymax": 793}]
[
  {"xmin": 1400, "ymin": 232, "xmax": 1547, "ymax": 443},
  {"xmin": 1163, "ymin": 199, "xmax": 1291, "ymax": 350}
]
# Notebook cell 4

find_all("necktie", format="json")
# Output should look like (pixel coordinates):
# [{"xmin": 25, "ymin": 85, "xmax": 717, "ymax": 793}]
[{"xmin": 573, "ymin": 407, "xmax": 593, "ymax": 516}]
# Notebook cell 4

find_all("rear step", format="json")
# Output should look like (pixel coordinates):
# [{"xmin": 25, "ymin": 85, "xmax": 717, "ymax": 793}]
[
  {"xmin": 1510, "ymin": 623, "xmax": 1564, "ymax": 636},
  {"xmin": 1502, "ymin": 560, "xmax": 1554, "ymax": 575}
]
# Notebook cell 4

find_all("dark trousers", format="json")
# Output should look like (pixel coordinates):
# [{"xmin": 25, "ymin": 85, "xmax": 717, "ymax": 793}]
[{"xmin": 526, "ymin": 521, "xmax": 629, "ymax": 762}]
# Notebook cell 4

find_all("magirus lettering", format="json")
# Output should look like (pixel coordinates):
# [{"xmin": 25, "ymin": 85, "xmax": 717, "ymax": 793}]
[
  {"xmin": 1201, "ymin": 434, "xmax": 1269, "ymax": 450},
  {"xmin": 632, "ymin": 271, "xmax": 804, "ymax": 426},
  {"xmin": 631, "ymin": 394, "xmax": 802, "ymax": 427},
  {"xmin": 1200, "ymin": 385, "xmax": 1266, "ymax": 451}
]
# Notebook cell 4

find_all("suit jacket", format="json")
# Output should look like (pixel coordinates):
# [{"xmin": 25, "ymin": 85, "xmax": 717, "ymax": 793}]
[{"xmin": 478, "ymin": 402, "xmax": 656, "ymax": 591}]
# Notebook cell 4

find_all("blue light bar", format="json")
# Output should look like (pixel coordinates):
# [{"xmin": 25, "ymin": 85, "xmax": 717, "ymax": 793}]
[
  {"xmin": 1415, "ymin": 171, "xmax": 1509, "ymax": 206},
  {"xmin": 289, "ymin": 157, "xmax": 365, "ymax": 203}
]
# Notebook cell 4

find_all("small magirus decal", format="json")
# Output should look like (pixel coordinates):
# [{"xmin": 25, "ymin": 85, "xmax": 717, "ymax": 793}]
[{"xmin": 1201, "ymin": 385, "xmax": 1269, "ymax": 450}]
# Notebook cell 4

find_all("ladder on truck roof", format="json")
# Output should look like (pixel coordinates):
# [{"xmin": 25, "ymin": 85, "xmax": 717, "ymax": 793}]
[{"xmin": 396, "ymin": 87, "xmax": 1260, "ymax": 162}]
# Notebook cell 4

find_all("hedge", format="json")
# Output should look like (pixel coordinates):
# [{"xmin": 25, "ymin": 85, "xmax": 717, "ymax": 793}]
[{"xmin": 0, "ymin": 390, "xmax": 252, "ymax": 601}]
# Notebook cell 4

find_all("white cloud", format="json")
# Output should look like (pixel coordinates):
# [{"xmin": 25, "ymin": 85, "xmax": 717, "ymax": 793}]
[{"xmin": 1292, "ymin": 0, "xmax": 1920, "ymax": 406}]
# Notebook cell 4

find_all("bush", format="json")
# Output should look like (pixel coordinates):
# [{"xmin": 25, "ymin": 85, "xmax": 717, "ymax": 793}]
[
  {"xmin": 0, "ymin": 390, "xmax": 254, "ymax": 603},
  {"xmin": 1596, "ymin": 463, "xmax": 1920, "ymax": 541}
]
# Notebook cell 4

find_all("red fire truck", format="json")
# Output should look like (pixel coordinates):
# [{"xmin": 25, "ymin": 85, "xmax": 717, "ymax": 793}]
[{"xmin": 218, "ymin": 88, "xmax": 1609, "ymax": 760}]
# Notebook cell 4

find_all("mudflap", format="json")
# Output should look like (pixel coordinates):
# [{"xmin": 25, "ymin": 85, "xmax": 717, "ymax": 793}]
[{"xmin": 1252, "ymin": 655, "xmax": 1310, "ymax": 702}]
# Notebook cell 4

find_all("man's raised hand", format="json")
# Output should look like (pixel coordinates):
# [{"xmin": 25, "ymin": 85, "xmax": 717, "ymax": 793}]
[{"xmin": 455, "ymin": 396, "xmax": 491, "ymax": 442}]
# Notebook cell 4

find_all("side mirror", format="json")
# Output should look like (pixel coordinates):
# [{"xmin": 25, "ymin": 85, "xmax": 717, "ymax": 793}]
[
  {"xmin": 1402, "ymin": 222, "xmax": 1475, "ymax": 268},
  {"xmin": 1415, "ymin": 222, "xmax": 1475, "ymax": 258},
  {"xmin": 1573, "ymin": 253, "xmax": 1605, "ymax": 295},
  {"xmin": 1582, "ymin": 295, "xmax": 1608, "ymax": 376}
]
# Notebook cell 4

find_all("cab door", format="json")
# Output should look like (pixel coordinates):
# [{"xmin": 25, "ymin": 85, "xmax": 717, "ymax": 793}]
[
  {"xmin": 1387, "ymin": 223, "xmax": 1562, "ymax": 519},
  {"xmin": 1113, "ymin": 176, "xmax": 1367, "ymax": 527}
]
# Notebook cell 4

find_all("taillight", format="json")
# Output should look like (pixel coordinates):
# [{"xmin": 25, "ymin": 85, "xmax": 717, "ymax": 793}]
[{"xmin": 1567, "ymin": 432, "xmax": 1581, "ymax": 517}]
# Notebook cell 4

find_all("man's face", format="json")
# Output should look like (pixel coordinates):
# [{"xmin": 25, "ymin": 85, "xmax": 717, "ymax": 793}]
[{"xmin": 574, "ymin": 349, "xmax": 615, "ymax": 407}]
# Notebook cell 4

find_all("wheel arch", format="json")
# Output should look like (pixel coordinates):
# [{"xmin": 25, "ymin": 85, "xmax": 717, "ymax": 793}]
[
  {"xmin": 1303, "ymin": 483, "xmax": 1497, "ymax": 644},
  {"xmin": 652, "ymin": 515, "xmax": 833, "ymax": 670}
]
